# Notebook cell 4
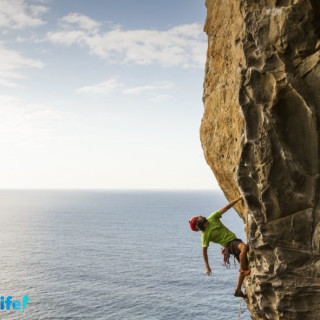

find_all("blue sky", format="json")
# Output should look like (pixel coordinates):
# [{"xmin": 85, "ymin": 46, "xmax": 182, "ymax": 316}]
[{"xmin": 0, "ymin": 0, "xmax": 219, "ymax": 190}]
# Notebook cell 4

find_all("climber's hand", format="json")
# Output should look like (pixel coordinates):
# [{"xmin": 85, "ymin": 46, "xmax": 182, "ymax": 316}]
[{"xmin": 206, "ymin": 267, "xmax": 212, "ymax": 275}]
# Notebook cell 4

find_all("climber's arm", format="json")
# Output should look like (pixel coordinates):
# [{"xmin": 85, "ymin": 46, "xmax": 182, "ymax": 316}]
[
  {"xmin": 202, "ymin": 246, "xmax": 212, "ymax": 275},
  {"xmin": 219, "ymin": 196, "xmax": 242, "ymax": 214}
]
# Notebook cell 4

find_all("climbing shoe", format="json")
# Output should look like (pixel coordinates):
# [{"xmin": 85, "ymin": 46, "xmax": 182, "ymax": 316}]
[
  {"xmin": 240, "ymin": 269, "xmax": 250, "ymax": 276},
  {"xmin": 234, "ymin": 290, "xmax": 248, "ymax": 299}
]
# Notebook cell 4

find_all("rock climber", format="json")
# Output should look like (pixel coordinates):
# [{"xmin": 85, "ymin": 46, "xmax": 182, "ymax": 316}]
[{"xmin": 189, "ymin": 196, "xmax": 250, "ymax": 298}]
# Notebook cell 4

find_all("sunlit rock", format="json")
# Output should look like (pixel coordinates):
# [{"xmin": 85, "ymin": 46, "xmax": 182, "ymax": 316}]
[{"xmin": 201, "ymin": 0, "xmax": 320, "ymax": 318}]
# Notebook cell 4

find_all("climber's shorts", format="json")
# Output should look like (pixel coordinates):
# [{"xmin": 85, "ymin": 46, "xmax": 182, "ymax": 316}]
[{"xmin": 226, "ymin": 238, "xmax": 243, "ymax": 262}]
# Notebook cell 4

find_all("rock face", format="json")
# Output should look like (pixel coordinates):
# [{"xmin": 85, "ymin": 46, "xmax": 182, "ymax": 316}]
[{"xmin": 200, "ymin": 0, "xmax": 320, "ymax": 319}]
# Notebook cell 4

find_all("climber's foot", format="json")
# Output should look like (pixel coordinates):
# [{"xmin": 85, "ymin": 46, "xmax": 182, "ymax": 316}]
[{"xmin": 234, "ymin": 290, "xmax": 247, "ymax": 299}]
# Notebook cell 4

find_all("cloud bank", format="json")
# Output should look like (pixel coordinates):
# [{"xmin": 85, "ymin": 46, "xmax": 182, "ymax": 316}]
[
  {"xmin": 0, "ymin": 0, "xmax": 49, "ymax": 29},
  {"xmin": 76, "ymin": 79, "xmax": 123, "ymax": 96},
  {"xmin": 47, "ymin": 14, "xmax": 207, "ymax": 68},
  {"xmin": 0, "ymin": 44, "xmax": 44, "ymax": 87}
]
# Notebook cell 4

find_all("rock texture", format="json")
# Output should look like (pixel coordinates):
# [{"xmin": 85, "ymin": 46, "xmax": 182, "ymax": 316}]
[{"xmin": 201, "ymin": 0, "xmax": 320, "ymax": 319}]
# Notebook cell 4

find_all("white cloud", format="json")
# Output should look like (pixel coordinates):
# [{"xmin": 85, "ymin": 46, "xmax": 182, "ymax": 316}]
[
  {"xmin": 0, "ymin": 78, "xmax": 21, "ymax": 88},
  {"xmin": 0, "ymin": 95, "xmax": 66, "ymax": 147},
  {"xmin": 47, "ymin": 30, "xmax": 88, "ymax": 46},
  {"xmin": 76, "ymin": 80, "xmax": 174, "ymax": 98},
  {"xmin": 47, "ymin": 18, "xmax": 207, "ymax": 68},
  {"xmin": 76, "ymin": 79, "xmax": 123, "ymax": 96},
  {"xmin": 123, "ymin": 82, "xmax": 174, "ymax": 95},
  {"xmin": 0, "ymin": 0, "xmax": 49, "ymax": 29},
  {"xmin": 30, "ymin": 4, "xmax": 48, "ymax": 16},
  {"xmin": 0, "ymin": 44, "xmax": 44, "ymax": 88},
  {"xmin": 149, "ymin": 94, "xmax": 171, "ymax": 103},
  {"xmin": 123, "ymin": 85, "xmax": 159, "ymax": 95},
  {"xmin": 61, "ymin": 12, "xmax": 101, "ymax": 32},
  {"xmin": 29, "ymin": 0, "xmax": 50, "ymax": 3}
]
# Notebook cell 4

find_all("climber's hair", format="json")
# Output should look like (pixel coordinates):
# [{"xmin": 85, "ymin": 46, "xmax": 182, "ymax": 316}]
[{"xmin": 197, "ymin": 216, "xmax": 208, "ymax": 231}]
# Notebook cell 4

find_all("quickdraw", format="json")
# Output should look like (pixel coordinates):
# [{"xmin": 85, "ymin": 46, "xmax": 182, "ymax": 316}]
[
  {"xmin": 221, "ymin": 245, "xmax": 231, "ymax": 268},
  {"xmin": 221, "ymin": 245, "xmax": 237, "ymax": 269}
]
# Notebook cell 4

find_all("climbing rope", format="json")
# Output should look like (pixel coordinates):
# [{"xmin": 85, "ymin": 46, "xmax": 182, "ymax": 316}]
[
  {"xmin": 237, "ymin": 283, "xmax": 248, "ymax": 319},
  {"xmin": 237, "ymin": 298, "xmax": 245, "ymax": 319}
]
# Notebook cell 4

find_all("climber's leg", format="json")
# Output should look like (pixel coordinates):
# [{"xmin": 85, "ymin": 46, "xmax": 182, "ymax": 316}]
[
  {"xmin": 238, "ymin": 242, "xmax": 249, "ymax": 273},
  {"xmin": 234, "ymin": 273, "xmax": 246, "ymax": 298},
  {"xmin": 234, "ymin": 242, "xmax": 249, "ymax": 298}
]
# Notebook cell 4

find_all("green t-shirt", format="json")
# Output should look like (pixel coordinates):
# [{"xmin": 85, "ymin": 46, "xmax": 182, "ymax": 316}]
[{"xmin": 201, "ymin": 210, "xmax": 236, "ymax": 247}]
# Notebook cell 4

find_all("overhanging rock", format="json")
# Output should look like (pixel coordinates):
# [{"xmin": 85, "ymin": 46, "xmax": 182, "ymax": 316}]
[{"xmin": 200, "ymin": 0, "xmax": 320, "ymax": 319}]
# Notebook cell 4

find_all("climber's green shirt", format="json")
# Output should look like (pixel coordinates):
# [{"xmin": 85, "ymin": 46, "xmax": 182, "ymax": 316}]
[{"xmin": 201, "ymin": 210, "xmax": 236, "ymax": 247}]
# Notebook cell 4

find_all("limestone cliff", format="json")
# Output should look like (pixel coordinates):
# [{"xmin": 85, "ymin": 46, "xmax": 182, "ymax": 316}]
[{"xmin": 200, "ymin": 0, "xmax": 320, "ymax": 319}]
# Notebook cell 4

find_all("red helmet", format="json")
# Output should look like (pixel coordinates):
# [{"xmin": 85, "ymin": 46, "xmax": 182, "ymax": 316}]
[{"xmin": 189, "ymin": 216, "xmax": 198, "ymax": 231}]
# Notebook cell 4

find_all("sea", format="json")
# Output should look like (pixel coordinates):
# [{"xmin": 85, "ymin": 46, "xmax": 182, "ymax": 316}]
[{"xmin": 0, "ymin": 190, "xmax": 251, "ymax": 320}]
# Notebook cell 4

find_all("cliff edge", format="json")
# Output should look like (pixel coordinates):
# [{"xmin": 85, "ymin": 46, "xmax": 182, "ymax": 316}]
[{"xmin": 200, "ymin": 0, "xmax": 320, "ymax": 319}]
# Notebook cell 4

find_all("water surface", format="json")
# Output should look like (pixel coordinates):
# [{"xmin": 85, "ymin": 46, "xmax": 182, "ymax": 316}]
[{"xmin": 0, "ymin": 190, "xmax": 250, "ymax": 319}]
